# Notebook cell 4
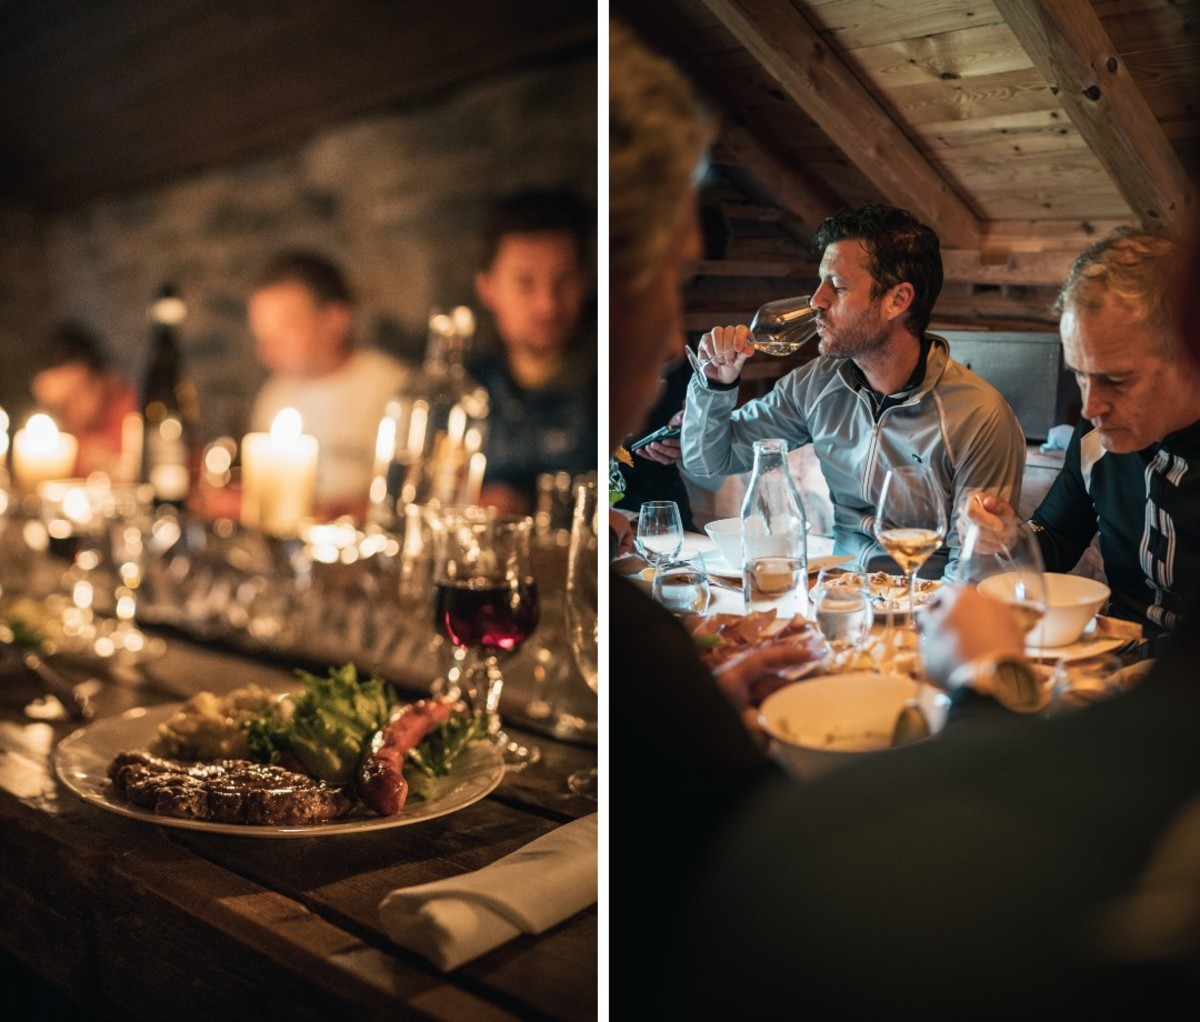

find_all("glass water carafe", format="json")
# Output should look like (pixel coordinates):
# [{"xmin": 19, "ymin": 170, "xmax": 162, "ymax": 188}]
[{"xmin": 369, "ymin": 307, "xmax": 490, "ymax": 528}]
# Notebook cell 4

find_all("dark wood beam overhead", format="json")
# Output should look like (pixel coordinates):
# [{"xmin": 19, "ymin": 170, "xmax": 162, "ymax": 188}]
[
  {"xmin": 698, "ymin": 0, "xmax": 982, "ymax": 248},
  {"xmin": 995, "ymin": 0, "xmax": 1194, "ymax": 229},
  {"xmin": 0, "ymin": 0, "xmax": 596, "ymax": 209},
  {"xmin": 712, "ymin": 122, "xmax": 842, "ymax": 229}
]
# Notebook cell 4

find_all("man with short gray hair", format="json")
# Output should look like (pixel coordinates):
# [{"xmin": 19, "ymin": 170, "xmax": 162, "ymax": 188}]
[{"xmin": 963, "ymin": 226, "xmax": 1200, "ymax": 638}]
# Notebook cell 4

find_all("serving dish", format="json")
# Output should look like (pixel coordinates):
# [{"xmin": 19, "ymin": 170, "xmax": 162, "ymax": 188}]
[{"xmin": 54, "ymin": 702, "xmax": 504, "ymax": 837}]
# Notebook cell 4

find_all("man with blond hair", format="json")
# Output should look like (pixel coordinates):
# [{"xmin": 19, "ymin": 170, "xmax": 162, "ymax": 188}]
[{"xmin": 963, "ymin": 227, "xmax": 1200, "ymax": 639}]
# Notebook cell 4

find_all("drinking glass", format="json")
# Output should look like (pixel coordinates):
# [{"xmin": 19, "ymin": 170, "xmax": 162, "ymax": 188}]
[
  {"xmin": 744, "ymin": 554, "xmax": 807, "ymax": 618},
  {"xmin": 432, "ymin": 509, "xmax": 541, "ymax": 768},
  {"xmin": 564, "ymin": 480, "xmax": 598, "ymax": 798},
  {"xmin": 635, "ymin": 500, "xmax": 683, "ymax": 577},
  {"xmin": 652, "ymin": 558, "xmax": 711, "ymax": 615},
  {"xmin": 955, "ymin": 518, "xmax": 1048, "ymax": 645},
  {"xmin": 873, "ymin": 465, "xmax": 947, "ymax": 621},
  {"xmin": 687, "ymin": 295, "xmax": 818, "ymax": 372},
  {"xmin": 812, "ymin": 569, "xmax": 875, "ymax": 660}
]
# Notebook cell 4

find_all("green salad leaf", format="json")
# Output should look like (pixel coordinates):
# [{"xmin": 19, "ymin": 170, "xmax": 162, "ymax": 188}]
[{"xmin": 245, "ymin": 663, "xmax": 398, "ymax": 785}]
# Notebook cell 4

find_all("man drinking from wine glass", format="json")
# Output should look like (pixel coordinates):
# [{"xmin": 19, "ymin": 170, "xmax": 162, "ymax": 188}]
[
  {"xmin": 680, "ymin": 204, "xmax": 1026, "ymax": 579},
  {"xmin": 960, "ymin": 227, "xmax": 1200, "ymax": 643}
]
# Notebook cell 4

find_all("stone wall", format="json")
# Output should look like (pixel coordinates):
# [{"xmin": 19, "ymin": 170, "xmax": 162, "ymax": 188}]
[{"xmin": 0, "ymin": 52, "xmax": 596, "ymax": 444}]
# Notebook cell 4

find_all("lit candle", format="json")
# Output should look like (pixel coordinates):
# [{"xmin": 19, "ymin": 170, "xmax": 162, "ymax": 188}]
[
  {"xmin": 240, "ymin": 408, "xmax": 319, "ymax": 537},
  {"xmin": 465, "ymin": 451, "xmax": 487, "ymax": 506},
  {"xmin": 12, "ymin": 413, "xmax": 78, "ymax": 491}
]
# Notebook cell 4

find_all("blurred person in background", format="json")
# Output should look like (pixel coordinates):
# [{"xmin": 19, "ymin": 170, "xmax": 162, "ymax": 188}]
[
  {"xmin": 247, "ymin": 249, "xmax": 408, "ymax": 521},
  {"xmin": 960, "ymin": 228, "xmax": 1200, "ymax": 644},
  {"xmin": 611, "ymin": 14, "xmax": 1200, "ymax": 1018},
  {"xmin": 471, "ymin": 188, "xmax": 597, "ymax": 514},
  {"xmin": 30, "ymin": 320, "xmax": 138, "ymax": 479}
]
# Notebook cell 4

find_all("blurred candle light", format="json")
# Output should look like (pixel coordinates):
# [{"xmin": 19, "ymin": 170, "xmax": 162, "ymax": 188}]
[
  {"xmin": 12, "ymin": 414, "xmax": 78, "ymax": 491},
  {"xmin": 240, "ymin": 408, "xmax": 318, "ymax": 537}
]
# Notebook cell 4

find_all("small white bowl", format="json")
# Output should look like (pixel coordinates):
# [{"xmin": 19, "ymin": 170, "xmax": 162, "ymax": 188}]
[
  {"xmin": 979, "ymin": 571, "xmax": 1110, "ymax": 647},
  {"xmin": 703, "ymin": 517, "xmax": 742, "ymax": 568},
  {"xmin": 758, "ymin": 673, "xmax": 947, "ymax": 780}
]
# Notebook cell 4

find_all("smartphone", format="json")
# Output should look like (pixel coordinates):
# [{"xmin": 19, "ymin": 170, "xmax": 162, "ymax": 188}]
[{"xmin": 627, "ymin": 424, "xmax": 682, "ymax": 452}]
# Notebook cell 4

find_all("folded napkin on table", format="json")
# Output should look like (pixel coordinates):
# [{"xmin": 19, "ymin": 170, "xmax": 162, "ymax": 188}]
[{"xmin": 379, "ymin": 813, "xmax": 598, "ymax": 970}]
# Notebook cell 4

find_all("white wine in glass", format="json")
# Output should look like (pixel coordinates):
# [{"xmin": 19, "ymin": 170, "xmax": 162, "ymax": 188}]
[{"xmin": 873, "ymin": 465, "xmax": 947, "ymax": 620}]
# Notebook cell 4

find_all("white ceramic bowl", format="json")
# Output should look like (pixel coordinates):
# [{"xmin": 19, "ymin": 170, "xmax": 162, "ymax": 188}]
[
  {"xmin": 703, "ymin": 517, "xmax": 742, "ymax": 567},
  {"xmin": 978, "ymin": 571, "xmax": 1110, "ymax": 647},
  {"xmin": 758, "ymin": 673, "xmax": 947, "ymax": 780}
]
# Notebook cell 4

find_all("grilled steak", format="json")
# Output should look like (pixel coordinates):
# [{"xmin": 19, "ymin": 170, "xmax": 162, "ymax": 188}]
[{"xmin": 108, "ymin": 750, "xmax": 355, "ymax": 826}]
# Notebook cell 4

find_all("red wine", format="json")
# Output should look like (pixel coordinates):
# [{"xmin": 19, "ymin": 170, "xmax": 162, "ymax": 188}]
[{"xmin": 434, "ymin": 577, "xmax": 539, "ymax": 651}]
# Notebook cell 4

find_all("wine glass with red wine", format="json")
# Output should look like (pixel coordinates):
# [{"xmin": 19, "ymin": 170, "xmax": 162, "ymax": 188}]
[{"xmin": 432, "ymin": 509, "xmax": 541, "ymax": 768}]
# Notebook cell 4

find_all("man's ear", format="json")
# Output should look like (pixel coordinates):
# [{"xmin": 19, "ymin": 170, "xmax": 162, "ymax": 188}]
[{"xmin": 885, "ymin": 281, "xmax": 915, "ymax": 322}]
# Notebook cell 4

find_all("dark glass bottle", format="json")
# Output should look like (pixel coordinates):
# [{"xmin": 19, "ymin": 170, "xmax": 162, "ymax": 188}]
[{"xmin": 139, "ymin": 284, "xmax": 199, "ymax": 508}]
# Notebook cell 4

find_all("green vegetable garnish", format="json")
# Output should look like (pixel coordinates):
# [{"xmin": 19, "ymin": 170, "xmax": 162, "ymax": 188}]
[{"xmin": 245, "ymin": 663, "xmax": 397, "ymax": 784}]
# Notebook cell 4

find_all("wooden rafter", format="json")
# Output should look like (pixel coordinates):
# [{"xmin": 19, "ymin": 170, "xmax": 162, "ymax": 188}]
[
  {"xmin": 698, "ymin": 0, "xmax": 981, "ymax": 248},
  {"xmin": 994, "ymin": 0, "xmax": 1193, "ymax": 229},
  {"xmin": 713, "ymin": 121, "xmax": 840, "ymax": 230}
]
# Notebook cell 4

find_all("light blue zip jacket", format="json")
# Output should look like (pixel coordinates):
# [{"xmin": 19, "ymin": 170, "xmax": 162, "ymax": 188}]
[{"xmin": 681, "ymin": 335, "xmax": 1025, "ymax": 578}]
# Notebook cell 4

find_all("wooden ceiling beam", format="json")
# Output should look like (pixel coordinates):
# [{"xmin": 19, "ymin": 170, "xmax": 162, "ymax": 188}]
[
  {"xmin": 994, "ymin": 0, "xmax": 1193, "ymax": 230},
  {"xmin": 712, "ymin": 121, "xmax": 841, "ymax": 230},
  {"xmin": 941, "ymin": 248, "xmax": 1077, "ymax": 287},
  {"xmin": 698, "ymin": 0, "xmax": 981, "ymax": 248}
]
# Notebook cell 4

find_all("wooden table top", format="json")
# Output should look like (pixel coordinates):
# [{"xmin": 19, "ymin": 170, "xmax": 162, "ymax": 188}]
[{"xmin": 0, "ymin": 629, "xmax": 598, "ymax": 1020}]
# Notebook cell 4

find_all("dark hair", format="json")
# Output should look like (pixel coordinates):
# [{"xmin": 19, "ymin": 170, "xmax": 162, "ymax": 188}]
[
  {"xmin": 250, "ymin": 249, "xmax": 354, "ymax": 305},
  {"xmin": 37, "ymin": 320, "xmax": 111, "ymax": 375},
  {"xmin": 482, "ymin": 188, "xmax": 590, "ymax": 267},
  {"xmin": 813, "ymin": 205, "xmax": 943, "ymax": 336}
]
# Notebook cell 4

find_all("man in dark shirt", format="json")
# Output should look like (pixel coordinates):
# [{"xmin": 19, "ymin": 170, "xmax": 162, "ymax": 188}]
[
  {"xmin": 471, "ymin": 188, "xmax": 596, "ymax": 514},
  {"xmin": 964, "ymin": 228, "xmax": 1200, "ymax": 639}
]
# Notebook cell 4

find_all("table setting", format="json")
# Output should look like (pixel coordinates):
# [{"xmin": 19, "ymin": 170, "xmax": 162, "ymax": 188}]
[
  {"xmin": 0, "ymin": 463, "xmax": 598, "ymax": 1019},
  {"xmin": 623, "ymin": 476, "xmax": 1149, "ymax": 786}
]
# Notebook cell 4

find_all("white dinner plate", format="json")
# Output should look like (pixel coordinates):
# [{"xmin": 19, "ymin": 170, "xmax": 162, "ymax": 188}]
[
  {"xmin": 809, "ymin": 571, "xmax": 942, "ymax": 617},
  {"xmin": 1025, "ymin": 619, "xmax": 1126, "ymax": 662},
  {"xmin": 54, "ymin": 702, "xmax": 505, "ymax": 838},
  {"xmin": 703, "ymin": 552, "xmax": 853, "ymax": 580}
]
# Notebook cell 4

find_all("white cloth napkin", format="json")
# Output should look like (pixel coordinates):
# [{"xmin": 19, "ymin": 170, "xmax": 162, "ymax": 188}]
[{"xmin": 379, "ymin": 813, "xmax": 598, "ymax": 970}]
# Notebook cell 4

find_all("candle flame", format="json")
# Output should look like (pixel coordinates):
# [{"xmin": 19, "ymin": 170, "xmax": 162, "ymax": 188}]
[
  {"xmin": 270, "ymin": 408, "xmax": 303, "ymax": 446},
  {"xmin": 25, "ymin": 413, "xmax": 61, "ymax": 451}
]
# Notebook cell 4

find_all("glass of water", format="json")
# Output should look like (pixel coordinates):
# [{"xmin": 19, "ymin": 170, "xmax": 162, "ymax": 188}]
[
  {"xmin": 652, "ymin": 558, "xmax": 711, "ymax": 616},
  {"xmin": 744, "ymin": 554, "xmax": 807, "ymax": 618},
  {"xmin": 812, "ymin": 569, "xmax": 875, "ymax": 660},
  {"xmin": 635, "ymin": 500, "xmax": 683, "ymax": 579}
]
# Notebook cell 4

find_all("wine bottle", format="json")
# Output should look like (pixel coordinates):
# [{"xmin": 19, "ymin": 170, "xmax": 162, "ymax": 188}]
[{"xmin": 139, "ymin": 284, "xmax": 199, "ymax": 508}]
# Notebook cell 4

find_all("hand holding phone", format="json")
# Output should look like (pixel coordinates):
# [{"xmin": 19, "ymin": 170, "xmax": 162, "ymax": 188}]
[{"xmin": 628, "ymin": 424, "xmax": 681, "ymax": 453}]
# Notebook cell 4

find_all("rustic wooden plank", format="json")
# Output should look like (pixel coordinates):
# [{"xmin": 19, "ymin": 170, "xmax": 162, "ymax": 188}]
[
  {"xmin": 1121, "ymin": 41, "xmax": 1200, "ymax": 125},
  {"xmin": 1093, "ymin": 0, "xmax": 1198, "ymax": 50},
  {"xmin": 971, "ymin": 188, "xmax": 1135, "ymax": 220},
  {"xmin": 802, "ymin": 0, "xmax": 1007, "ymax": 52},
  {"xmin": 699, "ymin": 0, "xmax": 981, "ymax": 247},
  {"xmin": 980, "ymin": 218, "xmax": 1129, "ymax": 251},
  {"xmin": 890, "ymin": 67, "xmax": 1064, "ymax": 127},
  {"xmin": 846, "ymin": 21, "xmax": 1034, "ymax": 89},
  {"xmin": 939, "ymin": 150, "xmax": 1118, "ymax": 192},
  {"xmin": 941, "ymin": 247, "xmax": 1079, "ymax": 285},
  {"xmin": 994, "ymin": 0, "xmax": 1192, "ymax": 228},
  {"xmin": 713, "ymin": 121, "xmax": 845, "ymax": 230},
  {"xmin": 0, "ymin": 792, "xmax": 526, "ymax": 1020}
]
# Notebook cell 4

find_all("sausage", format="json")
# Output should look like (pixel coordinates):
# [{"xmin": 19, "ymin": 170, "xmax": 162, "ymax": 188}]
[{"xmin": 357, "ymin": 699, "xmax": 456, "ymax": 815}]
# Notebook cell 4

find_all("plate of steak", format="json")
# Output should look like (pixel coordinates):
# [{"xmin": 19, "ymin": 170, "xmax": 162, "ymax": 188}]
[{"xmin": 54, "ymin": 701, "xmax": 505, "ymax": 837}]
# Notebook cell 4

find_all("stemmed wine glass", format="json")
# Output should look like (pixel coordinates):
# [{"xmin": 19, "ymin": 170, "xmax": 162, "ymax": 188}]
[
  {"xmin": 955, "ymin": 517, "xmax": 1048, "ymax": 646},
  {"xmin": 564, "ymin": 480, "xmax": 598, "ymax": 798},
  {"xmin": 635, "ymin": 500, "xmax": 683, "ymax": 579},
  {"xmin": 873, "ymin": 465, "xmax": 948, "ymax": 622},
  {"xmin": 432, "ymin": 509, "xmax": 541, "ymax": 768},
  {"xmin": 686, "ymin": 295, "xmax": 818, "ymax": 372}
]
